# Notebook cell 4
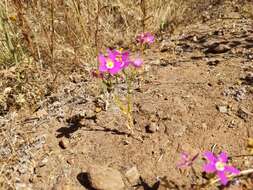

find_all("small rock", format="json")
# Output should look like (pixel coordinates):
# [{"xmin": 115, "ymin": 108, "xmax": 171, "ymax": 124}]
[
  {"xmin": 66, "ymin": 158, "xmax": 75, "ymax": 165},
  {"xmin": 201, "ymin": 123, "xmax": 208, "ymax": 130},
  {"xmin": 140, "ymin": 102, "xmax": 156, "ymax": 114},
  {"xmin": 59, "ymin": 139, "xmax": 68, "ymax": 149},
  {"xmin": 95, "ymin": 107, "xmax": 102, "ymax": 113},
  {"xmin": 150, "ymin": 59, "xmax": 161, "ymax": 65},
  {"xmin": 204, "ymin": 42, "xmax": 230, "ymax": 54},
  {"xmin": 228, "ymin": 120, "xmax": 238, "ymax": 128},
  {"xmin": 217, "ymin": 105, "xmax": 228, "ymax": 113},
  {"xmin": 38, "ymin": 156, "xmax": 48, "ymax": 167},
  {"xmin": 145, "ymin": 122, "xmax": 158, "ymax": 133},
  {"xmin": 234, "ymin": 87, "xmax": 246, "ymax": 101},
  {"xmin": 237, "ymin": 107, "xmax": 253, "ymax": 120},
  {"xmin": 125, "ymin": 166, "xmax": 140, "ymax": 184},
  {"xmin": 244, "ymin": 72, "xmax": 253, "ymax": 85},
  {"xmin": 193, "ymin": 36, "xmax": 198, "ymax": 42},
  {"xmin": 87, "ymin": 165, "xmax": 125, "ymax": 190},
  {"xmin": 33, "ymin": 135, "xmax": 46, "ymax": 150},
  {"xmin": 160, "ymin": 41, "xmax": 172, "ymax": 52}
]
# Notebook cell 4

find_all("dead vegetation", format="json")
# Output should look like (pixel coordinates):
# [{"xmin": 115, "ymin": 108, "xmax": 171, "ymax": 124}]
[
  {"xmin": 0, "ymin": 0, "xmax": 252, "ymax": 115},
  {"xmin": 0, "ymin": 0, "xmax": 253, "ymax": 189}
]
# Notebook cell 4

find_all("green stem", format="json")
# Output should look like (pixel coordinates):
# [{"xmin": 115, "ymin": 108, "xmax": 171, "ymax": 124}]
[{"xmin": 126, "ymin": 71, "xmax": 134, "ymax": 132}]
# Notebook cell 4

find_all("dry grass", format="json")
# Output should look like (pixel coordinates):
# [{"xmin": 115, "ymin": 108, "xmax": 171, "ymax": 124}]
[
  {"xmin": 0, "ymin": 0, "xmax": 189, "ymax": 115},
  {"xmin": 1, "ymin": 0, "xmax": 252, "ymax": 115},
  {"xmin": 2, "ymin": 0, "xmax": 253, "ymax": 115}
]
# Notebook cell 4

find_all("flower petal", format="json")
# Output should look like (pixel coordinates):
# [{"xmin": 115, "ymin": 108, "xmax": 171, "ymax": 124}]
[
  {"xmin": 132, "ymin": 58, "xmax": 143, "ymax": 67},
  {"xmin": 98, "ymin": 54, "xmax": 107, "ymax": 72},
  {"xmin": 218, "ymin": 152, "xmax": 228, "ymax": 163},
  {"xmin": 203, "ymin": 163, "xmax": 216, "ymax": 173},
  {"xmin": 108, "ymin": 61, "xmax": 121, "ymax": 75},
  {"xmin": 224, "ymin": 166, "xmax": 240, "ymax": 175},
  {"xmin": 203, "ymin": 151, "xmax": 217, "ymax": 163},
  {"xmin": 217, "ymin": 171, "xmax": 228, "ymax": 185}
]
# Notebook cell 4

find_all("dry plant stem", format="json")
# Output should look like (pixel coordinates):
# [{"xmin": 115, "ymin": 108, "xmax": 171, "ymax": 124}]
[
  {"xmin": 50, "ymin": 0, "xmax": 55, "ymax": 67},
  {"xmin": 12, "ymin": 0, "xmax": 36, "ymax": 58},
  {"xmin": 209, "ymin": 168, "xmax": 253, "ymax": 186},
  {"xmin": 95, "ymin": 0, "xmax": 101, "ymax": 58},
  {"xmin": 141, "ymin": 0, "xmax": 146, "ymax": 32}
]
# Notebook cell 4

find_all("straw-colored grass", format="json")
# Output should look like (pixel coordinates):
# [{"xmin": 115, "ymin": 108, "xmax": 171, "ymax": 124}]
[{"xmin": 0, "ymin": 0, "xmax": 252, "ymax": 114}]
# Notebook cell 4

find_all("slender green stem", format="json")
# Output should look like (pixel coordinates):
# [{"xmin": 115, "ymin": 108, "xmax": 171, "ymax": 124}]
[{"xmin": 126, "ymin": 71, "xmax": 134, "ymax": 132}]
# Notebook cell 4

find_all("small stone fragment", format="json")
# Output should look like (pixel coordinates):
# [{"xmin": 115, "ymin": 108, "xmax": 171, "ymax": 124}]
[
  {"xmin": 59, "ymin": 139, "xmax": 68, "ymax": 149},
  {"xmin": 125, "ymin": 166, "xmax": 140, "ymax": 184},
  {"xmin": 228, "ymin": 120, "xmax": 238, "ymax": 128},
  {"xmin": 201, "ymin": 123, "xmax": 208, "ymax": 130},
  {"xmin": 237, "ymin": 107, "xmax": 253, "ymax": 120},
  {"xmin": 140, "ymin": 102, "xmax": 156, "ymax": 114},
  {"xmin": 146, "ymin": 122, "xmax": 158, "ymax": 133},
  {"xmin": 205, "ymin": 43, "xmax": 230, "ymax": 54},
  {"xmin": 87, "ymin": 165, "xmax": 125, "ymax": 190},
  {"xmin": 244, "ymin": 72, "xmax": 253, "ymax": 85},
  {"xmin": 217, "ymin": 105, "xmax": 228, "ymax": 113},
  {"xmin": 95, "ymin": 107, "xmax": 102, "ymax": 113}
]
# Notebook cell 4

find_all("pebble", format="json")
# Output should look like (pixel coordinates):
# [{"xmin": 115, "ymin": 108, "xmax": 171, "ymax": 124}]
[
  {"xmin": 237, "ymin": 107, "xmax": 252, "ymax": 120},
  {"xmin": 125, "ymin": 166, "xmax": 140, "ymax": 184},
  {"xmin": 140, "ymin": 102, "xmax": 156, "ymax": 114},
  {"xmin": 145, "ymin": 122, "xmax": 158, "ymax": 133},
  {"xmin": 59, "ymin": 139, "xmax": 68, "ymax": 149},
  {"xmin": 87, "ymin": 165, "xmax": 125, "ymax": 190},
  {"xmin": 217, "ymin": 105, "xmax": 228, "ymax": 113}
]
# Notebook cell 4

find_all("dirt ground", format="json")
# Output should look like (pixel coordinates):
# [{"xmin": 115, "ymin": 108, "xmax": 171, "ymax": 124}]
[{"xmin": 1, "ymin": 10, "xmax": 253, "ymax": 190}]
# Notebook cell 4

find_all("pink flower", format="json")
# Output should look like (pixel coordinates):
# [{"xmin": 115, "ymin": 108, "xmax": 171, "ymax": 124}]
[
  {"xmin": 131, "ymin": 57, "xmax": 143, "ymax": 68},
  {"xmin": 110, "ymin": 49, "xmax": 131, "ymax": 69},
  {"xmin": 203, "ymin": 151, "xmax": 240, "ymax": 185},
  {"xmin": 177, "ymin": 152, "xmax": 199, "ymax": 169},
  {"xmin": 98, "ymin": 52, "xmax": 121, "ymax": 75},
  {"xmin": 136, "ymin": 32, "xmax": 155, "ymax": 45}
]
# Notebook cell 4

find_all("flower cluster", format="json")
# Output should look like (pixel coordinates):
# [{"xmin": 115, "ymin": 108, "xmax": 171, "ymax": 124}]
[
  {"xmin": 136, "ymin": 32, "xmax": 155, "ymax": 45},
  {"xmin": 203, "ymin": 151, "xmax": 240, "ymax": 185},
  {"xmin": 177, "ymin": 152, "xmax": 199, "ymax": 169},
  {"xmin": 177, "ymin": 151, "xmax": 240, "ymax": 186},
  {"xmin": 98, "ymin": 49, "xmax": 143, "ymax": 75}
]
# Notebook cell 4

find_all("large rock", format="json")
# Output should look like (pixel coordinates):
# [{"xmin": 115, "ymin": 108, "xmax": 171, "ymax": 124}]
[{"xmin": 87, "ymin": 165, "xmax": 125, "ymax": 190}]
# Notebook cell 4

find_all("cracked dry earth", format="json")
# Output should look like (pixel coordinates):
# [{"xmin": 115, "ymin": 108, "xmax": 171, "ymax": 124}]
[{"xmin": 1, "ymin": 18, "xmax": 253, "ymax": 190}]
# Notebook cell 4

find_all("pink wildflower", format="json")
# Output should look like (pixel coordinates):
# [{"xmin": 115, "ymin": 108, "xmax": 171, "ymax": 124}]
[
  {"xmin": 110, "ymin": 49, "xmax": 131, "ymax": 69},
  {"xmin": 136, "ymin": 32, "xmax": 155, "ymax": 45},
  {"xmin": 131, "ymin": 57, "xmax": 143, "ymax": 68},
  {"xmin": 203, "ymin": 151, "xmax": 240, "ymax": 185},
  {"xmin": 177, "ymin": 152, "xmax": 199, "ymax": 169},
  {"xmin": 98, "ymin": 52, "xmax": 121, "ymax": 75}
]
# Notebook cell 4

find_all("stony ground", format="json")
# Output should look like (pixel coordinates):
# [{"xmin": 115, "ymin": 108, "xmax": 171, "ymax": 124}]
[{"xmin": 1, "ymin": 16, "xmax": 253, "ymax": 190}]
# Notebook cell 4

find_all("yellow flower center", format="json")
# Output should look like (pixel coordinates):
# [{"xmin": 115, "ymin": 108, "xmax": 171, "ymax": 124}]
[
  {"xmin": 215, "ymin": 161, "xmax": 225, "ymax": 171},
  {"xmin": 106, "ymin": 60, "xmax": 114, "ymax": 69}
]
